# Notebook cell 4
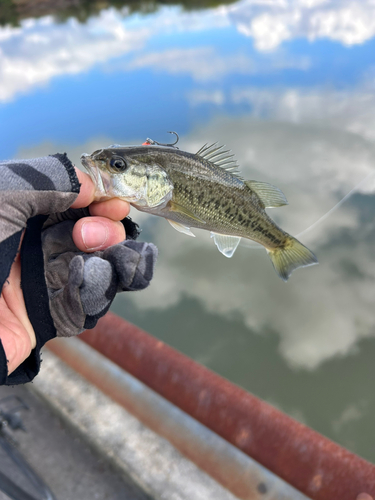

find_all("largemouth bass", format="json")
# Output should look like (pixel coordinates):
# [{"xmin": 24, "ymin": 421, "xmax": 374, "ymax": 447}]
[{"xmin": 81, "ymin": 135, "xmax": 318, "ymax": 281}]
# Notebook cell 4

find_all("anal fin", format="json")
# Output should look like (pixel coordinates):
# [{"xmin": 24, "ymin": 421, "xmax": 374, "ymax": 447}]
[
  {"xmin": 211, "ymin": 232, "xmax": 241, "ymax": 258},
  {"xmin": 167, "ymin": 219, "xmax": 195, "ymax": 237}
]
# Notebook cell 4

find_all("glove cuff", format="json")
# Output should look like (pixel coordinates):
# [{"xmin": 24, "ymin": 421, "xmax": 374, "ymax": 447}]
[{"xmin": 50, "ymin": 153, "xmax": 80, "ymax": 194}]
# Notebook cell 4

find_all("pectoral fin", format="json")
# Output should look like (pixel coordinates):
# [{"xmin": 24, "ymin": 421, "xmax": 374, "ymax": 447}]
[
  {"xmin": 168, "ymin": 200, "xmax": 206, "ymax": 224},
  {"xmin": 245, "ymin": 180, "xmax": 288, "ymax": 208},
  {"xmin": 211, "ymin": 232, "xmax": 241, "ymax": 258},
  {"xmin": 167, "ymin": 219, "xmax": 195, "ymax": 237}
]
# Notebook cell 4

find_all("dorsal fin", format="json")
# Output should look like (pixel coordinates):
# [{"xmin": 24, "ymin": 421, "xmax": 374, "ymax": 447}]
[
  {"xmin": 245, "ymin": 180, "xmax": 288, "ymax": 208},
  {"xmin": 196, "ymin": 143, "xmax": 242, "ymax": 179}
]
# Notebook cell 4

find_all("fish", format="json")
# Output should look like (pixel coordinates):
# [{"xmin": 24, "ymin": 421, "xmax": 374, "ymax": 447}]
[{"xmin": 80, "ymin": 134, "xmax": 318, "ymax": 281}]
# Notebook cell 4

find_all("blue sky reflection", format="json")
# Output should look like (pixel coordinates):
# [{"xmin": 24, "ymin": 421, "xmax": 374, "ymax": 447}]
[
  {"xmin": 1, "ymin": 1, "xmax": 375, "ymax": 156},
  {"xmin": 1, "ymin": 0, "xmax": 375, "ymax": 460}
]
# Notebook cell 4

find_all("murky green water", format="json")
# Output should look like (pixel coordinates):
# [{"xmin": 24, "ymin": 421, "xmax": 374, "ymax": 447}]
[{"xmin": 1, "ymin": 0, "xmax": 375, "ymax": 463}]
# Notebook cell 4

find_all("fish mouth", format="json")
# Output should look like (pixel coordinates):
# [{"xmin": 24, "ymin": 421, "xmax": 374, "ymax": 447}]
[{"xmin": 80, "ymin": 153, "xmax": 109, "ymax": 200}]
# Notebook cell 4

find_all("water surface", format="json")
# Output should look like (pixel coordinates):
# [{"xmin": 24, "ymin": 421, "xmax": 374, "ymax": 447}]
[{"xmin": 1, "ymin": 0, "xmax": 375, "ymax": 462}]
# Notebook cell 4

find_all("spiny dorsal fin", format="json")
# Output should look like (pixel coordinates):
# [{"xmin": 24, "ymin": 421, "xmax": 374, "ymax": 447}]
[
  {"xmin": 245, "ymin": 180, "xmax": 288, "ymax": 208},
  {"xmin": 196, "ymin": 142, "xmax": 242, "ymax": 179}
]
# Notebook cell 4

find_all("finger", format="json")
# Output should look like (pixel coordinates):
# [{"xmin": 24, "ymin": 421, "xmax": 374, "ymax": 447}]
[
  {"xmin": 72, "ymin": 217, "xmax": 126, "ymax": 252},
  {"xmin": 89, "ymin": 198, "xmax": 130, "ymax": 221},
  {"xmin": 71, "ymin": 168, "xmax": 96, "ymax": 208},
  {"xmin": 70, "ymin": 169, "xmax": 131, "ymax": 220}
]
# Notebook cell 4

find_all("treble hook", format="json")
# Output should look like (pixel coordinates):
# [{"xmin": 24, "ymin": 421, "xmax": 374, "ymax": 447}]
[{"xmin": 145, "ymin": 131, "xmax": 179, "ymax": 148}]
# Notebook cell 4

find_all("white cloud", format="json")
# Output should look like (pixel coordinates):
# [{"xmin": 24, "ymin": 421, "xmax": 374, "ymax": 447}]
[
  {"xmin": 228, "ymin": 0, "xmax": 375, "ymax": 50},
  {"xmin": 1, "ymin": 0, "xmax": 375, "ymax": 102},
  {"xmin": 227, "ymin": 85, "xmax": 375, "ymax": 142},
  {"xmin": 240, "ymin": 12, "xmax": 293, "ymax": 50},
  {"xmin": 141, "ymin": 4, "xmax": 230, "ymax": 33},
  {"xmin": 125, "ymin": 46, "xmax": 311, "ymax": 82},
  {"xmin": 0, "ymin": 10, "xmax": 310, "ymax": 103},
  {"xmin": 0, "ymin": 9, "xmax": 149, "ymax": 102},
  {"xmin": 126, "ymin": 47, "xmax": 257, "ymax": 81},
  {"xmin": 17, "ymin": 115, "xmax": 375, "ymax": 371},
  {"xmin": 332, "ymin": 403, "xmax": 366, "ymax": 433},
  {"xmin": 0, "ymin": 4, "xmax": 235, "ymax": 101},
  {"xmin": 188, "ymin": 89, "xmax": 225, "ymax": 106},
  {"xmin": 107, "ymin": 117, "xmax": 375, "ymax": 371},
  {"xmin": 8, "ymin": 1, "xmax": 375, "ymax": 372}
]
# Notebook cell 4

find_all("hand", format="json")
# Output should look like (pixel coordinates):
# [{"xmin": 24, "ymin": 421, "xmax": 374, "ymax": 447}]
[{"xmin": 0, "ymin": 169, "xmax": 130, "ymax": 375}]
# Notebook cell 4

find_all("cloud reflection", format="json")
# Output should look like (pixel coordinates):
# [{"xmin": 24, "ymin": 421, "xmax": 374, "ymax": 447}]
[
  {"xmin": 229, "ymin": 0, "xmax": 375, "ymax": 50},
  {"xmin": 124, "ymin": 47, "xmax": 310, "ymax": 81},
  {"xmin": 126, "ymin": 47, "xmax": 253, "ymax": 81},
  {"xmin": 7, "ymin": 0, "xmax": 375, "ymax": 372},
  {"xmin": 1, "ymin": 1, "xmax": 375, "ymax": 101},
  {"xmin": 0, "ymin": 9, "xmax": 149, "ymax": 101},
  {"xmin": 18, "ymin": 112, "xmax": 375, "ymax": 372},
  {"xmin": 106, "ymin": 118, "xmax": 375, "ymax": 371},
  {"xmin": 230, "ymin": 86, "xmax": 375, "ymax": 141}
]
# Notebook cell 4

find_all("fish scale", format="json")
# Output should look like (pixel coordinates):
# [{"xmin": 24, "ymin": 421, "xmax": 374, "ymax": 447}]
[
  {"xmin": 169, "ymin": 166, "xmax": 285, "ymax": 245},
  {"xmin": 81, "ymin": 139, "xmax": 318, "ymax": 281}
]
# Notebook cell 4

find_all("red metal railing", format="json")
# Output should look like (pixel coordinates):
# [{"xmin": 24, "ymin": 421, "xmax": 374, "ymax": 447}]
[{"xmin": 77, "ymin": 312, "xmax": 375, "ymax": 500}]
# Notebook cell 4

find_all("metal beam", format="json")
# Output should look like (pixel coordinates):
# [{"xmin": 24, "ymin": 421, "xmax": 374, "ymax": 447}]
[
  {"xmin": 48, "ymin": 337, "xmax": 311, "ymax": 500},
  {"xmin": 77, "ymin": 312, "xmax": 375, "ymax": 500}
]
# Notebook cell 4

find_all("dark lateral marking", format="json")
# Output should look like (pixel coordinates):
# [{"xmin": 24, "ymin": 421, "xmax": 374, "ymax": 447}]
[
  {"xmin": 257, "ymin": 482, "xmax": 267, "ymax": 494},
  {"xmin": 246, "ymin": 223, "xmax": 283, "ymax": 245},
  {"xmin": 251, "ymin": 224, "xmax": 262, "ymax": 233},
  {"xmin": 7, "ymin": 163, "xmax": 55, "ymax": 191}
]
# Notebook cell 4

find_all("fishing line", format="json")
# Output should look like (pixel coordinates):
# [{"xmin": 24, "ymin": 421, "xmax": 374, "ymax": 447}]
[
  {"xmin": 296, "ymin": 170, "xmax": 374, "ymax": 239},
  {"xmin": 240, "ymin": 170, "xmax": 375, "ymax": 249}
]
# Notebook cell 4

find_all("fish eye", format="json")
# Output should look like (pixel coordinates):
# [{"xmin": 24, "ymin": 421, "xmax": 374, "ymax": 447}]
[{"xmin": 110, "ymin": 156, "xmax": 127, "ymax": 172}]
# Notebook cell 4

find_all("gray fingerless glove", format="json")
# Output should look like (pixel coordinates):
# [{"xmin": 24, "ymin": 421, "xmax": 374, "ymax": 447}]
[
  {"xmin": 0, "ymin": 154, "xmax": 79, "ymax": 290},
  {"xmin": 0, "ymin": 154, "xmax": 157, "ymax": 385},
  {"xmin": 42, "ymin": 218, "xmax": 157, "ymax": 337}
]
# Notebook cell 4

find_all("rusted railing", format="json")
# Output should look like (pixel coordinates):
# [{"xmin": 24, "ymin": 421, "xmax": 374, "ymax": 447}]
[
  {"xmin": 48, "ymin": 335, "xmax": 310, "ymax": 500},
  {"xmin": 74, "ymin": 312, "xmax": 375, "ymax": 500}
]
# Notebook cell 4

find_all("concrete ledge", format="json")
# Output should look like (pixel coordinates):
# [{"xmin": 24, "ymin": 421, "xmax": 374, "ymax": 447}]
[{"xmin": 33, "ymin": 346, "xmax": 239, "ymax": 500}]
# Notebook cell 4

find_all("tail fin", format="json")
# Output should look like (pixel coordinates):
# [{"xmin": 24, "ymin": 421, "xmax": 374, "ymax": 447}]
[{"xmin": 267, "ymin": 237, "xmax": 318, "ymax": 281}]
